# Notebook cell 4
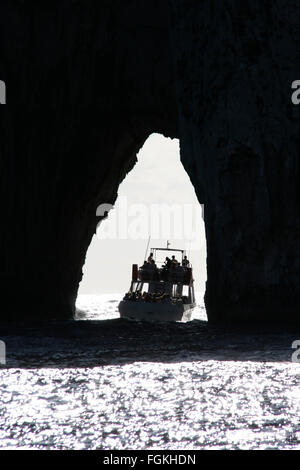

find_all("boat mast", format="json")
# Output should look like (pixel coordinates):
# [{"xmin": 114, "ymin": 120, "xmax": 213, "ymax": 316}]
[{"xmin": 144, "ymin": 235, "xmax": 151, "ymax": 262}]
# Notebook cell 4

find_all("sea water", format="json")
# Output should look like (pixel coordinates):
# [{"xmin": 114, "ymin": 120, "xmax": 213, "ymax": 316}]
[{"xmin": 0, "ymin": 294, "xmax": 299, "ymax": 450}]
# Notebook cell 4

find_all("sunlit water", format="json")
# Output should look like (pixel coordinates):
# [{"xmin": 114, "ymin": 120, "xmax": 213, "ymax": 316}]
[{"xmin": 0, "ymin": 294, "xmax": 299, "ymax": 450}]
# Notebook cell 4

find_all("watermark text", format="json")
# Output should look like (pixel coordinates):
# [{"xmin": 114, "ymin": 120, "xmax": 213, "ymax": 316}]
[
  {"xmin": 291, "ymin": 340, "xmax": 300, "ymax": 363},
  {"xmin": 0, "ymin": 340, "xmax": 6, "ymax": 365},
  {"xmin": 0, "ymin": 80, "xmax": 6, "ymax": 104},
  {"xmin": 96, "ymin": 197, "xmax": 205, "ymax": 250}
]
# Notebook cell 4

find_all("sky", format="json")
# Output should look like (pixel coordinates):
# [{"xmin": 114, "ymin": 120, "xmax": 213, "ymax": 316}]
[{"xmin": 78, "ymin": 133, "xmax": 207, "ymax": 295}]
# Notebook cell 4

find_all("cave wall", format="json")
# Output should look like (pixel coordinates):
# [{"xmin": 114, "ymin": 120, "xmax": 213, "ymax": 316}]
[
  {"xmin": 169, "ymin": 0, "xmax": 300, "ymax": 323},
  {"xmin": 0, "ymin": 0, "xmax": 300, "ymax": 323},
  {"xmin": 0, "ymin": 0, "xmax": 178, "ymax": 319}
]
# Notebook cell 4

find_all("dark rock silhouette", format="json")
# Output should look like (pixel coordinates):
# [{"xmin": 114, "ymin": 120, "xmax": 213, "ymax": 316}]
[{"xmin": 0, "ymin": 1, "xmax": 299, "ymax": 323}]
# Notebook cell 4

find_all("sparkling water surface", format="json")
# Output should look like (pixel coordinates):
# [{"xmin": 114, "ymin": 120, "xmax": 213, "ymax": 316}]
[{"xmin": 0, "ymin": 294, "xmax": 299, "ymax": 450}]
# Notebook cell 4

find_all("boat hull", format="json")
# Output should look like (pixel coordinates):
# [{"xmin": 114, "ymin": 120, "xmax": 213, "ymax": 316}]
[{"xmin": 118, "ymin": 300, "xmax": 195, "ymax": 322}]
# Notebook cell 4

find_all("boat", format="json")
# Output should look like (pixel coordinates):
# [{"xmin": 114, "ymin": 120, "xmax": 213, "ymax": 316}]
[{"xmin": 118, "ymin": 245, "xmax": 196, "ymax": 322}]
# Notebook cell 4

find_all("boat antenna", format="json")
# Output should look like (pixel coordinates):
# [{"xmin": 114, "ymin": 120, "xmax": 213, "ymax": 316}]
[{"xmin": 144, "ymin": 235, "xmax": 151, "ymax": 262}]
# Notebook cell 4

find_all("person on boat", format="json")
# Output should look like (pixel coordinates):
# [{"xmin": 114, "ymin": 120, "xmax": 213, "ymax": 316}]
[
  {"xmin": 147, "ymin": 259, "xmax": 159, "ymax": 280},
  {"xmin": 176, "ymin": 295, "xmax": 183, "ymax": 304},
  {"xmin": 136, "ymin": 291, "xmax": 141, "ymax": 300},
  {"xmin": 171, "ymin": 255, "xmax": 178, "ymax": 267},
  {"xmin": 182, "ymin": 255, "xmax": 190, "ymax": 267},
  {"xmin": 171, "ymin": 262, "xmax": 183, "ymax": 282},
  {"xmin": 177, "ymin": 262, "xmax": 184, "ymax": 273},
  {"xmin": 160, "ymin": 257, "xmax": 170, "ymax": 281},
  {"xmin": 142, "ymin": 259, "xmax": 157, "ymax": 281},
  {"xmin": 149, "ymin": 259, "xmax": 157, "ymax": 269},
  {"xmin": 142, "ymin": 291, "xmax": 148, "ymax": 301},
  {"xmin": 147, "ymin": 253, "xmax": 154, "ymax": 263}
]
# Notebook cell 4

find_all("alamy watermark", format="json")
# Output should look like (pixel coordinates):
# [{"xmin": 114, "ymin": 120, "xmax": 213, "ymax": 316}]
[
  {"xmin": 291, "ymin": 340, "xmax": 300, "ymax": 363},
  {"xmin": 0, "ymin": 340, "xmax": 6, "ymax": 365},
  {"xmin": 0, "ymin": 80, "xmax": 6, "ymax": 104},
  {"xmin": 291, "ymin": 81, "xmax": 300, "ymax": 105},
  {"xmin": 96, "ymin": 197, "xmax": 205, "ymax": 250}
]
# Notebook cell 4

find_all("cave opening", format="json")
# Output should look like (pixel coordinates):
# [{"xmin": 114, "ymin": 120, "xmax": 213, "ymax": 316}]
[{"xmin": 76, "ymin": 133, "xmax": 207, "ymax": 320}]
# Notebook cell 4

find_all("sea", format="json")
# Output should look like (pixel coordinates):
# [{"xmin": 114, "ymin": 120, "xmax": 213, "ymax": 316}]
[{"xmin": 0, "ymin": 293, "xmax": 299, "ymax": 450}]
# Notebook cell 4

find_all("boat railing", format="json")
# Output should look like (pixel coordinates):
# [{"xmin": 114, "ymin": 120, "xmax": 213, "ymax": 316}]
[{"xmin": 137, "ymin": 266, "xmax": 192, "ymax": 285}]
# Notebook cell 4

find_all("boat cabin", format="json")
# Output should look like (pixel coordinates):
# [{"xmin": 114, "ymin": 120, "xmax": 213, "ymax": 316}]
[{"xmin": 125, "ymin": 247, "xmax": 195, "ymax": 305}]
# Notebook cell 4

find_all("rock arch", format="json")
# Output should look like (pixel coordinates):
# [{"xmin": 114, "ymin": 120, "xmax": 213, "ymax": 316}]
[{"xmin": 0, "ymin": 1, "xmax": 299, "ymax": 324}]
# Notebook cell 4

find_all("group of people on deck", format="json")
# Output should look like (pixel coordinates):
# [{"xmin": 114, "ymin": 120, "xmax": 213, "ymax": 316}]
[
  {"xmin": 124, "ymin": 291, "xmax": 172, "ymax": 303},
  {"xmin": 144, "ymin": 253, "xmax": 190, "ymax": 268},
  {"xmin": 139, "ymin": 253, "xmax": 190, "ymax": 282},
  {"xmin": 161, "ymin": 254, "xmax": 190, "ymax": 269},
  {"xmin": 124, "ymin": 252, "xmax": 191, "ymax": 303}
]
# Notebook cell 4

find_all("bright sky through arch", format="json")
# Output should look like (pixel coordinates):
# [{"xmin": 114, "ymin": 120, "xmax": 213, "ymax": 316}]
[{"xmin": 78, "ymin": 133, "xmax": 206, "ymax": 295}]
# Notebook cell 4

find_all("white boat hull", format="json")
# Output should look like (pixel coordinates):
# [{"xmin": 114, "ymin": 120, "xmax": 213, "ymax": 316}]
[{"xmin": 118, "ymin": 300, "xmax": 195, "ymax": 322}]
